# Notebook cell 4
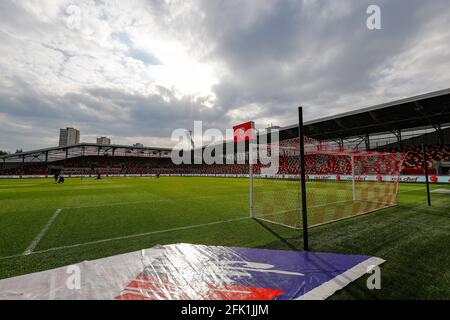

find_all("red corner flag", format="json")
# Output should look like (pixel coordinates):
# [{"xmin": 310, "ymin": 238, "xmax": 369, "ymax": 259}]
[{"xmin": 233, "ymin": 121, "xmax": 255, "ymax": 143}]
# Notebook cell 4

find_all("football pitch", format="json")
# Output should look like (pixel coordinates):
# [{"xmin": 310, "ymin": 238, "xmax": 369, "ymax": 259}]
[{"xmin": 0, "ymin": 177, "xmax": 449, "ymax": 299}]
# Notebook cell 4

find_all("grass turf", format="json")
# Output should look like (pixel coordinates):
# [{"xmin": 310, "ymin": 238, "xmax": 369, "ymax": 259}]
[{"xmin": 0, "ymin": 177, "xmax": 449, "ymax": 299}]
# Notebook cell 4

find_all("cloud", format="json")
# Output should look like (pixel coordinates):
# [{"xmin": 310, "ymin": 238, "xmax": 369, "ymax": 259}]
[
  {"xmin": 0, "ymin": 0, "xmax": 449, "ymax": 151},
  {"xmin": 0, "ymin": 80, "xmax": 225, "ymax": 150},
  {"xmin": 190, "ymin": 0, "xmax": 450, "ymax": 120}
]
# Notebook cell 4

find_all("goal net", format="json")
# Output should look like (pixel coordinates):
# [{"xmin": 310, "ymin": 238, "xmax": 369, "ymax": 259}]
[{"xmin": 250, "ymin": 138, "xmax": 406, "ymax": 229}]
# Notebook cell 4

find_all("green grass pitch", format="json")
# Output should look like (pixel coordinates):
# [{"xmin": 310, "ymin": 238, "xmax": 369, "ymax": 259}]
[{"xmin": 0, "ymin": 177, "xmax": 449, "ymax": 299}]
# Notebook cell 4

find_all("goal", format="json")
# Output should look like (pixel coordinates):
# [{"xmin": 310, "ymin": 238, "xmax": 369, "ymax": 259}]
[{"xmin": 250, "ymin": 138, "xmax": 406, "ymax": 229}]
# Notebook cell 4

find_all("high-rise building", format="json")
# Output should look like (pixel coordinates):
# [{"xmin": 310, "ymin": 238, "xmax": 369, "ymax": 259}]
[
  {"xmin": 59, "ymin": 127, "xmax": 80, "ymax": 147},
  {"xmin": 96, "ymin": 136, "xmax": 111, "ymax": 145}
]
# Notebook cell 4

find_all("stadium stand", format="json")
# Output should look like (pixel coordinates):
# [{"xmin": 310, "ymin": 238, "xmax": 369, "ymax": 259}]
[
  {"xmin": 1, "ymin": 89, "xmax": 449, "ymax": 177},
  {"xmin": 1, "ymin": 148, "xmax": 449, "ymax": 176},
  {"xmin": 376, "ymin": 144, "xmax": 450, "ymax": 175},
  {"xmin": 0, "ymin": 150, "xmax": 416, "ymax": 176}
]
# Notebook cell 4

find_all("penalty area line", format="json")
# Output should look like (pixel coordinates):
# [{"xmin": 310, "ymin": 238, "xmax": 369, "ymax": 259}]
[{"xmin": 23, "ymin": 208, "xmax": 62, "ymax": 256}]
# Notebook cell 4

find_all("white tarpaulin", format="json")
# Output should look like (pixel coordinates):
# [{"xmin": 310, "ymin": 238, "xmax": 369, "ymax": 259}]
[{"xmin": 0, "ymin": 244, "xmax": 384, "ymax": 300}]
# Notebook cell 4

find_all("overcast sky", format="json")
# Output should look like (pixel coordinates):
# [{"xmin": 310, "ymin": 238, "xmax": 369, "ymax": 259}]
[{"xmin": 0, "ymin": 0, "xmax": 449, "ymax": 151}]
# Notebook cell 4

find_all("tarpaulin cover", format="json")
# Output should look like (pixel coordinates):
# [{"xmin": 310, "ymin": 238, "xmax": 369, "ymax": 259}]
[{"xmin": 0, "ymin": 243, "xmax": 384, "ymax": 300}]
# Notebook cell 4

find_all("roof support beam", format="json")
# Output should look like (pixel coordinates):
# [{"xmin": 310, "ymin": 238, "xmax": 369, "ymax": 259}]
[
  {"xmin": 369, "ymin": 111, "xmax": 394, "ymax": 134},
  {"xmin": 415, "ymin": 101, "xmax": 436, "ymax": 129},
  {"xmin": 433, "ymin": 124, "xmax": 443, "ymax": 145},
  {"xmin": 353, "ymin": 136, "xmax": 365, "ymax": 151},
  {"xmin": 334, "ymin": 119, "xmax": 347, "ymax": 130}
]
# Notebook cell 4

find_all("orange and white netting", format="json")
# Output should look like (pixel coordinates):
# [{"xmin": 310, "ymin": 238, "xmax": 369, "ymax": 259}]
[{"xmin": 251, "ymin": 138, "xmax": 406, "ymax": 229}]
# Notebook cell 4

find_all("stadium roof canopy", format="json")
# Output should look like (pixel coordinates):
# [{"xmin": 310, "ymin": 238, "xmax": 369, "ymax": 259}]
[
  {"xmin": 0, "ymin": 143, "xmax": 172, "ymax": 162},
  {"xmin": 279, "ymin": 88, "xmax": 450, "ymax": 141},
  {"xmin": 2, "ymin": 88, "xmax": 449, "ymax": 162}
]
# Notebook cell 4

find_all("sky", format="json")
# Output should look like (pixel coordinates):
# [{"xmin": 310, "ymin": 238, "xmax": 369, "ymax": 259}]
[{"xmin": 0, "ymin": 0, "xmax": 449, "ymax": 151}]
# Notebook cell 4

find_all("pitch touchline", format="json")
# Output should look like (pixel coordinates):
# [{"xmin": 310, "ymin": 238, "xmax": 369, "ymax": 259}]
[
  {"xmin": 62, "ymin": 192, "xmax": 249, "ymax": 209},
  {"xmin": 8, "ymin": 199, "xmax": 375, "ymax": 259},
  {"xmin": 63, "ymin": 199, "xmax": 171, "ymax": 209},
  {"xmin": 23, "ymin": 208, "xmax": 62, "ymax": 255},
  {"xmin": 17, "ymin": 216, "xmax": 250, "ymax": 257},
  {"xmin": 398, "ymin": 187, "xmax": 424, "ymax": 194}
]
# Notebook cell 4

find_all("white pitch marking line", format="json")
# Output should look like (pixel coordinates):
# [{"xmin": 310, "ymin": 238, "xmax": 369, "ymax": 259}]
[
  {"xmin": 62, "ymin": 192, "xmax": 247, "ymax": 210},
  {"xmin": 23, "ymin": 208, "xmax": 62, "ymax": 256},
  {"xmin": 19, "ymin": 216, "xmax": 250, "ymax": 256},
  {"xmin": 398, "ymin": 187, "xmax": 424, "ymax": 194}
]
